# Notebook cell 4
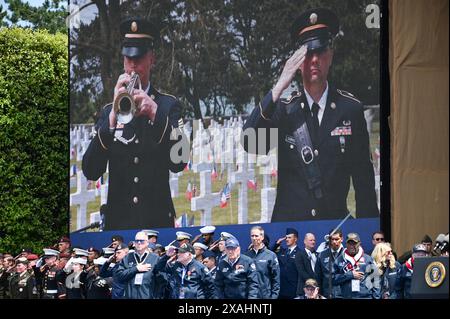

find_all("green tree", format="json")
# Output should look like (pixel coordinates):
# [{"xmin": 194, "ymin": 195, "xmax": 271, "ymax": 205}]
[
  {"xmin": 3, "ymin": 0, "xmax": 67, "ymax": 34},
  {"xmin": 0, "ymin": 28, "xmax": 68, "ymax": 254}
]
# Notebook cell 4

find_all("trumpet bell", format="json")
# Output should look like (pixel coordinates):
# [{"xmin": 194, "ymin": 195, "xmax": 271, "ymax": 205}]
[{"xmin": 114, "ymin": 92, "xmax": 136, "ymax": 124}]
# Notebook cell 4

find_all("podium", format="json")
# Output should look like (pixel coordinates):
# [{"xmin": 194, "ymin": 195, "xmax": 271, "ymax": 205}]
[{"xmin": 410, "ymin": 256, "xmax": 448, "ymax": 299}]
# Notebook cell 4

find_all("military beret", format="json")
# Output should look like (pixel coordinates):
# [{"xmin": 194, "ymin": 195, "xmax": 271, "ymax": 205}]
[
  {"xmin": 200, "ymin": 226, "xmax": 216, "ymax": 234},
  {"xmin": 202, "ymin": 250, "xmax": 216, "ymax": 260},
  {"xmin": 291, "ymin": 7, "xmax": 339, "ymax": 51},
  {"xmin": 120, "ymin": 17, "xmax": 159, "ymax": 57},
  {"xmin": 88, "ymin": 247, "xmax": 100, "ymax": 254},
  {"xmin": 58, "ymin": 236, "xmax": 70, "ymax": 243},
  {"xmin": 26, "ymin": 254, "xmax": 39, "ymax": 261},
  {"xmin": 178, "ymin": 243, "xmax": 195, "ymax": 255},
  {"xmin": 111, "ymin": 235, "xmax": 124, "ymax": 243},
  {"xmin": 193, "ymin": 243, "xmax": 208, "ymax": 251}
]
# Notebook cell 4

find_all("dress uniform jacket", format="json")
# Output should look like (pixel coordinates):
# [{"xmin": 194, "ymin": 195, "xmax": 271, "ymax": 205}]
[
  {"xmin": 163, "ymin": 258, "xmax": 216, "ymax": 299},
  {"xmin": 37, "ymin": 265, "xmax": 64, "ymax": 299},
  {"xmin": 333, "ymin": 249, "xmax": 381, "ymax": 299},
  {"xmin": 8, "ymin": 271, "xmax": 38, "ymax": 299},
  {"xmin": 244, "ymin": 246, "xmax": 280, "ymax": 299},
  {"xmin": 273, "ymin": 245, "xmax": 299, "ymax": 299},
  {"xmin": 318, "ymin": 247, "xmax": 343, "ymax": 298},
  {"xmin": 295, "ymin": 248, "xmax": 321, "ymax": 296},
  {"xmin": 242, "ymin": 87, "xmax": 378, "ymax": 221},
  {"xmin": 215, "ymin": 254, "xmax": 259, "ymax": 299},
  {"xmin": 82, "ymin": 85, "xmax": 187, "ymax": 230},
  {"xmin": 116, "ymin": 251, "xmax": 161, "ymax": 299}
]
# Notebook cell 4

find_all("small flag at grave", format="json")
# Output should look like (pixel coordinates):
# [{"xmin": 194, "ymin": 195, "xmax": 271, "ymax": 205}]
[
  {"xmin": 174, "ymin": 213, "xmax": 189, "ymax": 228},
  {"xmin": 211, "ymin": 165, "xmax": 218, "ymax": 182},
  {"xmin": 247, "ymin": 179, "xmax": 257, "ymax": 191},
  {"xmin": 220, "ymin": 183, "xmax": 231, "ymax": 208},
  {"xmin": 271, "ymin": 168, "xmax": 277, "ymax": 177},
  {"xmin": 185, "ymin": 181, "xmax": 192, "ymax": 201}
]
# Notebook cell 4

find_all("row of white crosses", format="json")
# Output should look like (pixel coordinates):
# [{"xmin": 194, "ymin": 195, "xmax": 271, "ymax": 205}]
[
  {"xmin": 69, "ymin": 118, "xmax": 280, "ymax": 230},
  {"xmin": 189, "ymin": 118, "xmax": 278, "ymax": 225}
]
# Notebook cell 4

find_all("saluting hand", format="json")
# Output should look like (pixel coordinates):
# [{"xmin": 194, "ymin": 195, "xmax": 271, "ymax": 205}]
[{"xmin": 272, "ymin": 45, "xmax": 307, "ymax": 102}]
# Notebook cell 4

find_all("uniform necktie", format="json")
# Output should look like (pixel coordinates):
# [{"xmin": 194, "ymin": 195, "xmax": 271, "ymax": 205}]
[{"xmin": 311, "ymin": 102, "xmax": 320, "ymax": 141}]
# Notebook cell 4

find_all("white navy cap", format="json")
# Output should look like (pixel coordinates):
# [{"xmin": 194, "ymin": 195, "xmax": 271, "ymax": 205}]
[
  {"xmin": 176, "ymin": 231, "xmax": 192, "ymax": 240},
  {"xmin": 72, "ymin": 257, "xmax": 87, "ymax": 265},
  {"xmin": 102, "ymin": 247, "xmax": 115, "ymax": 256},
  {"xmin": 73, "ymin": 248, "xmax": 89, "ymax": 257},
  {"xmin": 200, "ymin": 226, "xmax": 216, "ymax": 234},
  {"xmin": 142, "ymin": 229, "xmax": 159, "ymax": 237},
  {"xmin": 193, "ymin": 243, "xmax": 208, "ymax": 251},
  {"xmin": 43, "ymin": 248, "xmax": 59, "ymax": 257},
  {"xmin": 93, "ymin": 257, "xmax": 108, "ymax": 266}
]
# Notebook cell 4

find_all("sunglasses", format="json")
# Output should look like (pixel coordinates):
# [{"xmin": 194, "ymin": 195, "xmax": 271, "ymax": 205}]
[
  {"xmin": 374, "ymin": 238, "xmax": 385, "ymax": 241},
  {"xmin": 134, "ymin": 240, "xmax": 147, "ymax": 244}
]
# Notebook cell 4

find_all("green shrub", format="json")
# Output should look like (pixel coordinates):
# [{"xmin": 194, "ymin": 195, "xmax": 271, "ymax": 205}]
[{"xmin": 0, "ymin": 27, "xmax": 68, "ymax": 254}]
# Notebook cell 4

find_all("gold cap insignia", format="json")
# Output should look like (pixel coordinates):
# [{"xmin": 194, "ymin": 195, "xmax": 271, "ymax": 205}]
[
  {"xmin": 310, "ymin": 13, "xmax": 318, "ymax": 25},
  {"xmin": 131, "ymin": 21, "xmax": 138, "ymax": 32}
]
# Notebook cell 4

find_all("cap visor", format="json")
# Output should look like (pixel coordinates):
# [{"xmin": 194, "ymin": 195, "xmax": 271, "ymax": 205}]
[{"xmin": 121, "ymin": 46, "xmax": 148, "ymax": 58}]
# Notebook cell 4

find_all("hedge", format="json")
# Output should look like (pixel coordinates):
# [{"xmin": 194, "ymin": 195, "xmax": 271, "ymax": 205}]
[{"xmin": 0, "ymin": 27, "xmax": 68, "ymax": 254}]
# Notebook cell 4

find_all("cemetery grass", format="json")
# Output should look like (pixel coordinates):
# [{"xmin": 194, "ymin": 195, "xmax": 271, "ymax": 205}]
[{"xmin": 69, "ymin": 122, "xmax": 379, "ymax": 230}]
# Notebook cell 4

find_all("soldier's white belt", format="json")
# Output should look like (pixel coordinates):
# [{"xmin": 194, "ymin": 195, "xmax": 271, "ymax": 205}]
[{"xmin": 44, "ymin": 289, "xmax": 58, "ymax": 294}]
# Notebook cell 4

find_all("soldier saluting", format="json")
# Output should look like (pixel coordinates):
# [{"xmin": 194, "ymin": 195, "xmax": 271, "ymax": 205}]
[
  {"xmin": 242, "ymin": 8, "xmax": 378, "ymax": 221},
  {"xmin": 8, "ymin": 257, "xmax": 38, "ymax": 299}
]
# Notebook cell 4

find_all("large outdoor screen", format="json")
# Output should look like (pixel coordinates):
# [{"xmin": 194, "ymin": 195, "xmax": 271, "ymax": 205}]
[{"xmin": 69, "ymin": 0, "xmax": 383, "ymax": 247}]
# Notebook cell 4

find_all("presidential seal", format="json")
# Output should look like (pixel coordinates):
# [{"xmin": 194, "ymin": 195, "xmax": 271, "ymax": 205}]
[{"xmin": 425, "ymin": 261, "xmax": 446, "ymax": 288}]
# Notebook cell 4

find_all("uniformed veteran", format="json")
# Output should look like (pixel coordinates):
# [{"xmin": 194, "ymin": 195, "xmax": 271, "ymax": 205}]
[
  {"xmin": 82, "ymin": 17, "xmax": 188, "ymax": 230},
  {"xmin": 162, "ymin": 243, "xmax": 216, "ymax": 299},
  {"xmin": 242, "ymin": 8, "xmax": 379, "ymax": 221},
  {"xmin": 215, "ymin": 238, "xmax": 259, "ymax": 299},
  {"xmin": 116, "ymin": 231, "xmax": 161, "ymax": 299},
  {"xmin": 9, "ymin": 257, "xmax": 38, "ymax": 299}
]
